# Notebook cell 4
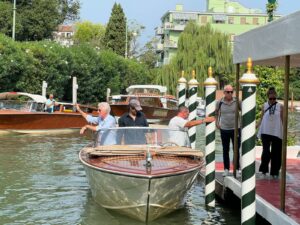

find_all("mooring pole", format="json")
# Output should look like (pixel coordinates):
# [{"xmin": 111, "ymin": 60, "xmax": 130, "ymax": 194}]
[
  {"xmin": 178, "ymin": 70, "xmax": 187, "ymax": 108},
  {"xmin": 204, "ymin": 66, "xmax": 218, "ymax": 207},
  {"xmin": 42, "ymin": 81, "xmax": 47, "ymax": 98},
  {"xmin": 188, "ymin": 70, "xmax": 199, "ymax": 149},
  {"xmin": 240, "ymin": 58, "xmax": 259, "ymax": 225},
  {"xmin": 234, "ymin": 63, "xmax": 240, "ymax": 178}
]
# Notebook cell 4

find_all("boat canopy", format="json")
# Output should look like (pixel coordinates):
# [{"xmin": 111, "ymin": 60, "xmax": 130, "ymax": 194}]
[
  {"xmin": 233, "ymin": 10, "xmax": 300, "ymax": 66},
  {"xmin": 126, "ymin": 85, "xmax": 167, "ymax": 94},
  {"xmin": 0, "ymin": 92, "xmax": 47, "ymax": 103}
]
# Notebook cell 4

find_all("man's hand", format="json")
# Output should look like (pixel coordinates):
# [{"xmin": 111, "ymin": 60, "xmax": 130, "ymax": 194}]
[
  {"xmin": 80, "ymin": 126, "xmax": 87, "ymax": 135},
  {"xmin": 76, "ymin": 104, "xmax": 81, "ymax": 112}
]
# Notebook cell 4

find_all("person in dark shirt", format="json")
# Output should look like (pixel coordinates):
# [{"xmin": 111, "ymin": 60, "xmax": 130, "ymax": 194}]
[{"xmin": 118, "ymin": 99, "xmax": 149, "ymax": 144}]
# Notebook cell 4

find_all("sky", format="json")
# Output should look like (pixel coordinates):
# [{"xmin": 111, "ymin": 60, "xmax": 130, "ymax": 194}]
[{"xmin": 79, "ymin": 0, "xmax": 300, "ymax": 47}]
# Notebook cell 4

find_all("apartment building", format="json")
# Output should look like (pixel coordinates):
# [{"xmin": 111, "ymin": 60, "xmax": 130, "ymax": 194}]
[{"xmin": 156, "ymin": 0, "xmax": 280, "ymax": 66}]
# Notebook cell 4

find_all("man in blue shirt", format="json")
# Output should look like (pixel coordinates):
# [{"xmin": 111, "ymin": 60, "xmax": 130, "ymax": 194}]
[
  {"xmin": 46, "ymin": 94, "xmax": 59, "ymax": 113},
  {"xmin": 76, "ymin": 102, "xmax": 116, "ymax": 145}
]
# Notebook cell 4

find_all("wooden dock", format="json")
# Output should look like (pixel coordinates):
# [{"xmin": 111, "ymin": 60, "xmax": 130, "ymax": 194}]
[{"xmin": 199, "ymin": 147, "xmax": 300, "ymax": 225}]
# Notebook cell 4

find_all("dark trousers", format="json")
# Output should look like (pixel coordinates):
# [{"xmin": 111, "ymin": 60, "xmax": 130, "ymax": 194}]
[
  {"xmin": 259, "ymin": 134, "xmax": 282, "ymax": 176},
  {"xmin": 220, "ymin": 129, "xmax": 241, "ymax": 170}
]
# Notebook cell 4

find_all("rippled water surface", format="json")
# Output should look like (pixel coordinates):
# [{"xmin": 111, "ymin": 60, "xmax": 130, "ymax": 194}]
[{"xmin": 7, "ymin": 111, "xmax": 300, "ymax": 225}]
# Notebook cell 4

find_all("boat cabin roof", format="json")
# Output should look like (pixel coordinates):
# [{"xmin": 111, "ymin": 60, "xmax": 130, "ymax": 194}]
[
  {"xmin": 126, "ymin": 85, "xmax": 167, "ymax": 94},
  {"xmin": 0, "ymin": 92, "xmax": 47, "ymax": 103}
]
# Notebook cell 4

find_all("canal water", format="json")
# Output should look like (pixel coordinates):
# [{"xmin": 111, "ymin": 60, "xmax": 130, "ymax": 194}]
[{"xmin": 0, "ymin": 112, "xmax": 299, "ymax": 225}]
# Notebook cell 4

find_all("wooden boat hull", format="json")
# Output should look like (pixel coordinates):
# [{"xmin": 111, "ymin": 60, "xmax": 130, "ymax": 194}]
[
  {"xmin": 110, "ymin": 104, "xmax": 177, "ymax": 124},
  {"xmin": 0, "ymin": 110, "xmax": 87, "ymax": 133},
  {"xmin": 79, "ymin": 148, "xmax": 202, "ymax": 222}
]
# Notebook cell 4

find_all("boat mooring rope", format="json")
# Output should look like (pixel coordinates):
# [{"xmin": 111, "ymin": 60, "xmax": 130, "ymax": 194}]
[
  {"xmin": 188, "ymin": 70, "xmax": 199, "ymax": 149},
  {"xmin": 204, "ymin": 67, "xmax": 218, "ymax": 207},
  {"xmin": 240, "ymin": 58, "xmax": 259, "ymax": 225}
]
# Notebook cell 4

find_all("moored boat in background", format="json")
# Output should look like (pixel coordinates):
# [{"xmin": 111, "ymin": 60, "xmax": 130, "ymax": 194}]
[
  {"xmin": 79, "ymin": 127, "xmax": 204, "ymax": 222},
  {"xmin": 108, "ymin": 85, "xmax": 178, "ymax": 124},
  {"xmin": 0, "ymin": 92, "xmax": 97, "ymax": 134}
]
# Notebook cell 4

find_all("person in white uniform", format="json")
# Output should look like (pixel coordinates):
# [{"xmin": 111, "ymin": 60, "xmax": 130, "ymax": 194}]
[
  {"xmin": 168, "ymin": 106, "xmax": 214, "ymax": 146},
  {"xmin": 257, "ymin": 87, "xmax": 283, "ymax": 179}
]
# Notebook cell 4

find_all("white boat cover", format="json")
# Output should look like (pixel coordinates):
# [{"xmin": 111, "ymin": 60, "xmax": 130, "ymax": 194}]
[
  {"xmin": 126, "ymin": 85, "xmax": 167, "ymax": 94},
  {"xmin": 0, "ymin": 92, "xmax": 47, "ymax": 103},
  {"xmin": 233, "ymin": 10, "xmax": 300, "ymax": 67}
]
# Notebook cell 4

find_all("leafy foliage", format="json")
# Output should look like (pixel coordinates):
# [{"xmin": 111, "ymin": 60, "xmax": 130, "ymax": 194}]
[
  {"xmin": 0, "ymin": 33, "xmax": 153, "ymax": 104},
  {"xmin": 156, "ymin": 22, "xmax": 233, "ymax": 96},
  {"xmin": 103, "ymin": 3, "xmax": 126, "ymax": 57},
  {"xmin": 73, "ymin": 21, "xmax": 106, "ymax": 48},
  {"xmin": 0, "ymin": 0, "xmax": 80, "ymax": 41}
]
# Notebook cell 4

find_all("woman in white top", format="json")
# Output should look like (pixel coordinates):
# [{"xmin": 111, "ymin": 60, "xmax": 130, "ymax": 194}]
[{"xmin": 257, "ymin": 87, "xmax": 283, "ymax": 178}]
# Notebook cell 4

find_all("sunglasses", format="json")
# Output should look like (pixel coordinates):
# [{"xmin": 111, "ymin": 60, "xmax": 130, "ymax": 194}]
[
  {"xmin": 269, "ymin": 97, "xmax": 276, "ymax": 100},
  {"xmin": 225, "ymin": 91, "xmax": 233, "ymax": 94},
  {"xmin": 130, "ymin": 106, "xmax": 136, "ymax": 111}
]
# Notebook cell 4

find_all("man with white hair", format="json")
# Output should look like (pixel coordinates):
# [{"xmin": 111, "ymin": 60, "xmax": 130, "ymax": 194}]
[{"xmin": 76, "ymin": 102, "xmax": 116, "ymax": 145}]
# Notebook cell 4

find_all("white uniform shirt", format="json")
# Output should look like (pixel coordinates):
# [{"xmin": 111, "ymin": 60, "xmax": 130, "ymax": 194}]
[{"xmin": 168, "ymin": 116, "xmax": 190, "ymax": 147}]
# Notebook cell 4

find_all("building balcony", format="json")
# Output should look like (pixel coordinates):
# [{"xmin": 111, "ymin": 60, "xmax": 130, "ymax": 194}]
[
  {"xmin": 164, "ymin": 40, "xmax": 178, "ymax": 48},
  {"xmin": 163, "ymin": 22, "xmax": 185, "ymax": 31},
  {"xmin": 155, "ymin": 61, "xmax": 163, "ymax": 67},
  {"xmin": 156, "ymin": 43, "xmax": 164, "ymax": 52},
  {"xmin": 155, "ymin": 27, "xmax": 164, "ymax": 35},
  {"xmin": 164, "ymin": 22, "xmax": 174, "ymax": 30},
  {"xmin": 163, "ymin": 57, "xmax": 170, "ymax": 65}
]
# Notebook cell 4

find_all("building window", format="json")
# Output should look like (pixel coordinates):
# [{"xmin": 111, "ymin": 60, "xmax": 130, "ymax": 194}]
[
  {"xmin": 240, "ymin": 17, "xmax": 246, "ymax": 25},
  {"xmin": 228, "ymin": 17, "xmax": 234, "ymax": 24},
  {"xmin": 201, "ymin": 16, "xmax": 207, "ymax": 24},
  {"xmin": 253, "ymin": 18, "xmax": 259, "ymax": 25}
]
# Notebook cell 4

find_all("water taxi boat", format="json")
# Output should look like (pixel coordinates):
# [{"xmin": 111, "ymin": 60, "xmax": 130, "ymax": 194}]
[
  {"xmin": 108, "ymin": 85, "xmax": 178, "ymax": 124},
  {"xmin": 0, "ymin": 92, "xmax": 96, "ymax": 134},
  {"xmin": 79, "ymin": 127, "xmax": 204, "ymax": 222}
]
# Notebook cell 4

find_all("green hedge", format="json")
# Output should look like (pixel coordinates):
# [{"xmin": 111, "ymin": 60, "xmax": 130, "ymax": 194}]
[{"xmin": 0, "ymin": 34, "xmax": 152, "ymax": 104}]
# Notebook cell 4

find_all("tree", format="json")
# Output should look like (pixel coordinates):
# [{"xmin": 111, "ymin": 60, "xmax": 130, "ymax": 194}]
[
  {"xmin": 139, "ymin": 38, "xmax": 159, "ymax": 69},
  {"xmin": 156, "ymin": 22, "xmax": 233, "ymax": 96},
  {"xmin": 102, "ymin": 3, "xmax": 126, "ymax": 57},
  {"xmin": 266, "ymin": 0, "xmax": 278, "ymax": 22},
  {"xmin": 0, "ymin": 0, "xmax": 80, "ymax": 41},
  {"xmin": 73, "ymin": 21, "xmax": 105, "ymax": 48}
]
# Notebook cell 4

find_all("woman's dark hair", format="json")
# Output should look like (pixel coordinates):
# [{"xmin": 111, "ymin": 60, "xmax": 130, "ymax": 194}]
[{"xmin": 267, "ymin": 87, "xmax": 277, "ymax": 96}]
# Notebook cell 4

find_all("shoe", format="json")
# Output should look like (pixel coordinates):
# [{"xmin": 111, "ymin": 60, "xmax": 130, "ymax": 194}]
[
  {"xmin": 259, "ymin": 173, "xmax": 267, "ymax": 179},
  {"xmin": 236, "ymin": 170, "xmax": 241, "ymax": 178},
  {"xmin": 272, "ymin": 175, "xmax": 279, "ymax": 179},
  {"xmin": 222, "ymin": 169, "xmax": 229, "ymax": 177}
]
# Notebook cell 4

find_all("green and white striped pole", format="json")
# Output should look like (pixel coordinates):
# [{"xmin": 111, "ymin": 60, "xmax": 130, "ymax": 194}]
[
  {"xmin": 240, "ymin": 58, "xmax": 259, "ymax": 225},
  {"xmin": 204, "ymin": 67, "xmax": 218, "ymax": 207},
  {"xmin": 188, "ymin": 70, "xmax": 199, "ymax": 149},
  {"xmin": 178, "ymin": 70, "xmax": 187, "ymax": 108}
]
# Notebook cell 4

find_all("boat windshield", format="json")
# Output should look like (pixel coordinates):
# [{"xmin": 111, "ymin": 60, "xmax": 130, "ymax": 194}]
[
  {"xmin": 0, "ymin": 99, "xmax": 45, "ymax": 112},
  {"xmin": 91, "ymin": 127, "xmax": 191, "ymax": 148}
]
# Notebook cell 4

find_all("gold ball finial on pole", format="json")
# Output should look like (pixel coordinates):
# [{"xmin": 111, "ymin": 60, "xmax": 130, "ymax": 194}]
[
  {"xmin": 192, "ymin": 70, "xmax": 195, "ymax": 79},
  {"xmin": 208, "ymin": 66, "xmax": 213, "ymax": 78},
  {"xmin": 247, "ymin": 57, "xmax": 252, "ymax": 74}
]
